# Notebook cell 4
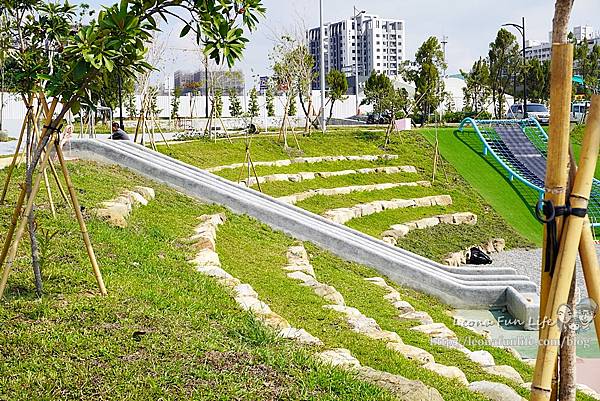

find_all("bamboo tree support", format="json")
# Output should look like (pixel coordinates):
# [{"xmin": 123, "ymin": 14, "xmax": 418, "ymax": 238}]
[
  {"xmin": 54, "ymin": 137, "xmax": 107, "ymax": 296},
  {"xmin": 237, "ymin": 136, "xmax": 263, "ymax": 193},
  {"xmin": 579, "ymin": 214, "xmax": 600, "ymax": 341},
  {"xmin": 0, "ymin": 135, "xmax": 57, "ymax": 297},
  {"xmin": 43, "ymin": 169, "xmax": 56, "ymax": 218},
  {"xmin": 540, "ymin": 43, "xmax": 574, "ymax": 329},
  {"xmin": 0, "ymin": 107, "xmax": 30, "ymax": 203},
  {"xmin": 531, "ymin": 97, "xmax": 600, "ymax": 401}
]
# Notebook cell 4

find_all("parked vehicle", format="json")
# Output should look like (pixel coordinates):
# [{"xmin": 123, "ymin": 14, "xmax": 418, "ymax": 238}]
[
  {"xmin": 571, "ymin": 101, "xmax": 590, "ymax": 123},
  {"xmin": 506, "ymin": 103, "xmax": 550, "ymax": 124},
  {"xmin": 366, "ymin": 112, "xmax": 390, "ymax": 124}
]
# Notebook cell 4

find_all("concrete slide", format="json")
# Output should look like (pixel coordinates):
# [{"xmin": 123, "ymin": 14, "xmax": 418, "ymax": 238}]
[{"xmin": 66, "ymin": 139, "xmax": 540, "ymax": 329}]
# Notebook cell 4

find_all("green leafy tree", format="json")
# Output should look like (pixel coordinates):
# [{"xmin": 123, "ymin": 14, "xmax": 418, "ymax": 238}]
[
  {"xmin": 325, "ymin": 69, "xmax": 348, "ymax": 122},
  {"xmin": 171, "ymin": 86, "xmax": 182, "ymax": 121},
  {"xmin": 362, "ymin": 71, "xmax": 410, "ymax": 146},
  {"xmin": 288, "ymin": 89, "xmax": 297, "ymax": 116},
  {"xmin": 362, "ymin": 71, "xmax": 393, "ymax": 115},
  {"xmin": 461, "ymin": 57, "xmax": 491, "ymax": 113},
  {"xmin": 214, "ymin": 88, "xmax": 223, "ymax": 118},
  {"xmin": 0, "ymin": 0, "xmax": 265, "ymax": 296},
  {"xmin": 229, "ymin": 89, "xmax": 242, "ymax": 117},
  {"xmin": 487, "ymin": 29, "xmax": 520, "ymax": 117},
  {"xmin": 401, "ymin": 36, "xmax": 447, "ymax": 125},
  {"xmin": 573, "ymin": 39, "xmax": 600, "ymax": 99},
  {"xmin": 265, "ymin": 83, "xmax": 275, "ymax": 117},
  {"xmin": 248, "ymin": 87, "xmax": 259, "ymax": 117},
  {"xmin": 125, "ymin": 94, "xmax": 137, "ymax": 119},
  {"xmin": 526, "ymin": 58, "xmax": 551, "ymax": 104}
]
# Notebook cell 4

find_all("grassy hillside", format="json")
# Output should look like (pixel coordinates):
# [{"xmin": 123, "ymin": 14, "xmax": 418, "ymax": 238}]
[
  {"xmin": 420, "ymin": 128, "xmax": 542, "ymax": 246},
  {"xmin": 160, "ymin": 129, "xmax": 533, "ymax": 262},
  {"xmin": 1, "ymin": 155, "xmax": 593, "ymax": 400},
  {"xmin": 0, "ymin": 162, "xmax": 397, "ymax": 400}
]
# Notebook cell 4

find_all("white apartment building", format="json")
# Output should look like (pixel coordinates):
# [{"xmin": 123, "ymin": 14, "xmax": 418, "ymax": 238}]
[
  {"xmin": 525, "ymin": 25, "xmax": 599, "ymax": 62},
  {"xmin": 307, "ymin": 13, "xmax": 405, "ymax": 91}
]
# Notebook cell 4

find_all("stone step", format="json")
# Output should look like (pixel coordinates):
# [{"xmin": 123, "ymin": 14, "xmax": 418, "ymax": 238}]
[
  {"xmin": 93, "ymin": 186, "xmax": 155, "ymax": 227},
  {"xmin": 241, "ymin": 165, "xmax": 418, "ymax": 187},
  {"xmin": 206, "ymin": 154, "xmax": 400, "ymax": 172},
  {"xmin": 382, "ymin": 212, "xmax": 478, "ymax": 245},
  {"xmin": 279, "ymin": 181, "xmax": 432, "ymax": 204},
  {"xmin": 323, "ymin": 195, "xmax": 453, "ymax": 225}
]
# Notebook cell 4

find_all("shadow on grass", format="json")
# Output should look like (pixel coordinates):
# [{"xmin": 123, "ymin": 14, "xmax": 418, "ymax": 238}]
[{"xmin": 453, "ymin": 129, "xmax": 540, "ymax": 221}]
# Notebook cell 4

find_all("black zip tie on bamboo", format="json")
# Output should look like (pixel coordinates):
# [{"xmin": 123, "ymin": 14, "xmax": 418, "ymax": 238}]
[
  {"xmin": 536, "ymin": 199, "xmax": 589, "ymax": 276},
  {"xmin": 43, "ymin": 124, "xmax": 63, "ymax": 133}
]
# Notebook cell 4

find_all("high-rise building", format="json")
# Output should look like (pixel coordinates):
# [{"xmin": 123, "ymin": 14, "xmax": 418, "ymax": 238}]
[
  {"xmin": 525, "ymin": 25, "xmax": 599, "ymax": 62},
  {"xmin": 173, "ymin": 69, "xmax": 245, "ymax": 95},
  {"xmin": 307, "ymin": 13, "xmax": 405, "ymax": 91}
]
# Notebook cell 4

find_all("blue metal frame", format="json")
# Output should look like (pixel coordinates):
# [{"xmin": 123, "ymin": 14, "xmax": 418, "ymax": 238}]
[
  {"xmin": 458, "ymin": 117, "xmax": 545, "ymax": 197},
  {"xmin": 458, "ymin": 117, "xmax": 600, "ymax": 227}
]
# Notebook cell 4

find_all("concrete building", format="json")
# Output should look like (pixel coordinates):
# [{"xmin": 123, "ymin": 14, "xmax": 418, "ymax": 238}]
[
  {"xmin": 173, "ymin": 69, "xmax": 245, "ymax": 96},
  {"xmin": 525, "ymin": 25, "xmax": 599, "ymax": 62},
  {"xmin": 307, "ymin": 13, "xmax": 405, "ymax": 92}
]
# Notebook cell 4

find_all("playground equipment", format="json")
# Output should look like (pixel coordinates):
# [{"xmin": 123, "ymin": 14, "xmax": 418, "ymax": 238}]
[{"xmin": 458, "ymin": 117, "xmax": 600, "ymax": 227}]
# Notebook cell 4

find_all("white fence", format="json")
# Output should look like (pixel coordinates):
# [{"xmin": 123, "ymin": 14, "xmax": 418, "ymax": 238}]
[{"xmin": 0, "ymin": 91, "xmax": 366, "ymax": 135}]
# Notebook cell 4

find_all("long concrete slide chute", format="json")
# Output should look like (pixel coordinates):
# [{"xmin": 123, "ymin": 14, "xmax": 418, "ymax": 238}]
[{"xmin": 66, "ymin": 139, "xmax": 540, "ymax": 329}]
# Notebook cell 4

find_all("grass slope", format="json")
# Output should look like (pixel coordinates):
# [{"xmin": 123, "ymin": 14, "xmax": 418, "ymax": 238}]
[
  {"xmin": 0, "ymin": 162, "xmax": 397, "ymax": 400},
  {"xmin": 162, "ymin": 129, "xmax": 532, "ymax": 262},
  {"xmin": 420, "ymin": 128, "xmax": 542, "ymax": 246}
]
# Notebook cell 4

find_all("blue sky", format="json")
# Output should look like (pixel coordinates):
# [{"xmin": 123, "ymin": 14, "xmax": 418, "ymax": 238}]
[{"xmin": 81, "ymin": 0, "xmax": 600, "ymax": 84}]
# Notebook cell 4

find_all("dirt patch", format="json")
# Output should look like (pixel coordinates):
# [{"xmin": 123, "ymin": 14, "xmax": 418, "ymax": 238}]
[{"xmin": 200, "ymin": 350, "xmax": 296, "ymax": 399}]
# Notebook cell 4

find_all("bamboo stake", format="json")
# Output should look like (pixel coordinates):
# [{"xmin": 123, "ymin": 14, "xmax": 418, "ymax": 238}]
[
  {"xmin": 531, "ymin": 97, "xmax": 600, "ymax": 401},
  {"xmin": 0, "ymin": 107, "xmax": 29, "ymax": 203},
  {"xmin": 540, "ymin": 43, "xmax": 574, "ymax": 328},
  {"xmin": 0, "ymin": 138, "xmax": 55, "ymax": 298},
  {"xmin": 0, "ymin": 98, "xmax": 59, "ymax": 297},
  {"xmin": 579, "ymin": 214, "xmax": 600, "ymax": 343},
  {"xmin": 54, "ymin": 139, "xmax": 107, "ymax": 296},
  {"xmin": 48, "ymin": 158, "xmax": 69, "ymax": 205},
  {"xmin": 43, "ymin": 169, "xmax": 56, "ymax": 218}
]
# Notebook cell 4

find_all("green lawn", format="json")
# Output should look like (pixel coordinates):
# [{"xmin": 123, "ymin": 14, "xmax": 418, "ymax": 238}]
[
  {"xmin": 0, "ymin": 152, "xmax": 593, "ymax": 400},
  {"xmin": 0, "ymin": 161, "xmax": 398, "ymax": 401},
  {"xmin": 161, "ymin": 129, "xmax": 532, "ymax": 262},
  {"xmin": 420, "ymin": 128, "xmax": 542, "ymax": 246}
]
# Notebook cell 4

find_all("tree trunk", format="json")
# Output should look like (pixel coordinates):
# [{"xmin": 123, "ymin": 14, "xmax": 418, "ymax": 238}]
[
  {"xmin": 328, "ymin": 100, "xmax": 335, "ymax": 124},
  {"xmin": 552, "ymin": 0, "xmax": 575, "ymax": 44}
]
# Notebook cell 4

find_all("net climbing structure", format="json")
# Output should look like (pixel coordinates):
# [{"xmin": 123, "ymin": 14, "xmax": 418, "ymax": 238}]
[{"xmin": 458, "ymin": 117, "xmax": 600, "ymax": 227}]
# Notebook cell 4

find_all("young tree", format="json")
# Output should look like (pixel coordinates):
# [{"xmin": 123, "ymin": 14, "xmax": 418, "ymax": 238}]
[
  {"xmin": 229, "ymin": 89, "xmax": 242, "ymax": 117},
  {"xmin": 401, "ymin": 36, "xmax": 447, "ymax": 126},
  {"xmin": 487, "ymin": 29, "xmax": 520, "ymax": 118},
  {"xmin": 248, "ymin": 87, "xmax": 259, "ymax": 117},
  {"xmin": 362, "ymin": 71, "xmax": 410, "ymax": 147},
  {"xmin": 171, "ymin": 86, "xmax": 182, "ymax": 121},
  {"xmin": 126, "ymin": 94, "xmax": 137, "ymax": 119},
  {"xmin": 326, "ymin": 69, "xmax": 348, "ymax": 123},
  {"xmin": 362, "ymin": 71, "xmax": 393, "ymax": 115},
  {"xmin": 214, "ymin": 88, "xmax": 223, "ymax": 118},
  {"xmin": 0, "ymin": 0, "xmax": 265, "ymax": 298},
  {"xmin": 461, "ymin": 57, "xmax": 491, "ymax": 113},
  {"xmin": 265, "ymin": 82, "xmax": 275, "ymax": 117},
  {"xmin": 288, "ymin": 89, "xmax": 297, "ymax": 116}
]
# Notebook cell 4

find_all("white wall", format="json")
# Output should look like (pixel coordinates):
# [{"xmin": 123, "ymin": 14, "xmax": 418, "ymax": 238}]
[{"xmin": 0, "ymin": 91, "xmax": 367, "ymax": 135}]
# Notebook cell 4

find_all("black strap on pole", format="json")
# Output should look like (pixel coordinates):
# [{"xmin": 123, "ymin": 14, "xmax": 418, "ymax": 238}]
[{"xmin": 536, "ymin": 199, "xmax": 588, "ymax": 276}]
